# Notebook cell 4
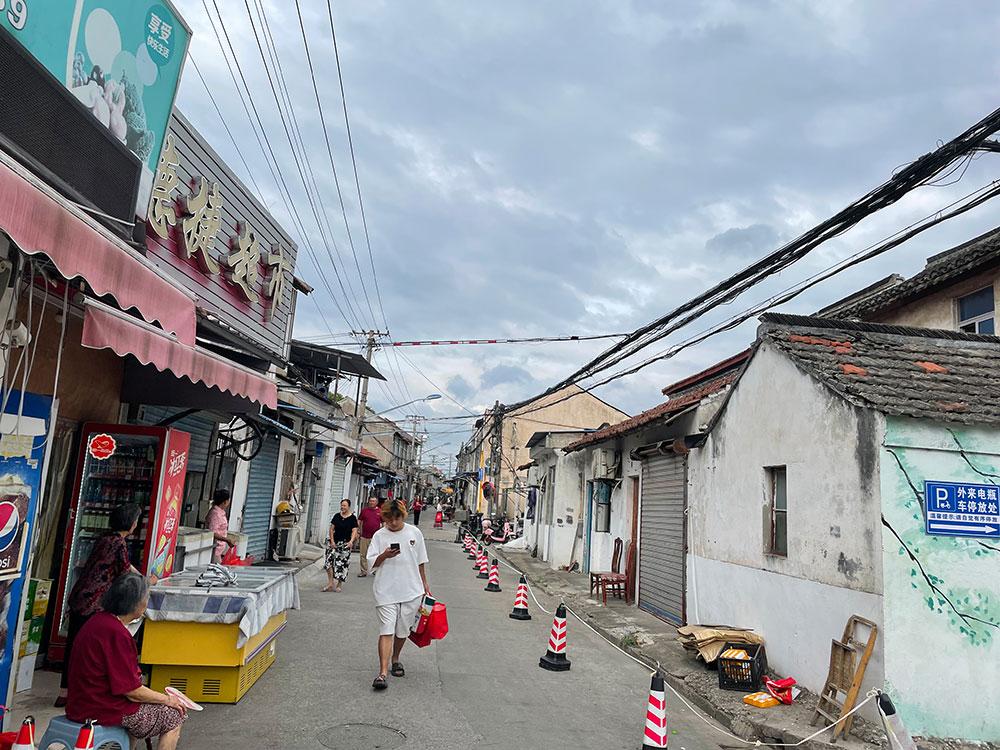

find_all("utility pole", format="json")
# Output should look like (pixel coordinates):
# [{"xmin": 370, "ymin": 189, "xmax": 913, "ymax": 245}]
[
  {"xmin": 487, "ymin": 401, "xmax": 503, "ymax": 518},
  {"xmin": 352, "ymin": 329, "xmax": 388, "ymax": 504}
]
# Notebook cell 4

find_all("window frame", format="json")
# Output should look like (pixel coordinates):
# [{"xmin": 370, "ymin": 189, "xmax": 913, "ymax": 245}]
[
  {"xmin": 765, "ymin": 465, "xmax": 788, "ymax": 557},
  {"xmin": 957, "ymin": 285, "xmax": 995, "ymax": 334},
  {"xmin": 593, "ymin": 480, "xmax": 612, "ymax": 533}
]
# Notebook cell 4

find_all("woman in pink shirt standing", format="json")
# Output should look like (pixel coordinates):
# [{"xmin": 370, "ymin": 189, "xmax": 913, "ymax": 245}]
[{"xmin": 206, "ymin": 489, "xmax": 235, "ymax": 563}]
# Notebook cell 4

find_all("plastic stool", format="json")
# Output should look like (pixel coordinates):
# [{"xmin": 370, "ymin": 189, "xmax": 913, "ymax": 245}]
[{"xmin": 39, "ymin": 715, "xmax": 132, "ymax": 750}]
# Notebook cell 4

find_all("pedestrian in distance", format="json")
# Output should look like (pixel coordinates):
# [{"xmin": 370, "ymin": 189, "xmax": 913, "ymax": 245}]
[
  {"xmin": 357, "ymin": 496, "xmax": 382, "ymax": 578},
  {"xmin": 367, "ymin": 499, "xmax": 431, "ymax": 691},
  {"xmin": 324, "ymin": 499, "xmax": 359, "ymax": 592},
  {"xmin": 412, "ymin": 496, "xmax": 423, "ymax": 526}
]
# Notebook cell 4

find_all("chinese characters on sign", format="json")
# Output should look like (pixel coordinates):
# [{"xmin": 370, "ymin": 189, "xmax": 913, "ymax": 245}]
[
  {"xmin": 147, "ymin": 136, "xmax": 290, "ymax": 319},
  {"xmin": 266, "ymin": 244, "xmax": 289, "ymax": 319},
  {"xmin": 179, "ymin": 177, "xmax": 223, "ymax": 274},
  {"xmin": 149, "ymin": 134, "xmax": 179, "ymax": 238},
  {"xmin": 225, "ymin": 224, "xmax": 261, "ymax": 301},
  {"xmin": 924, "ymin": 481, "xmax": 1000, "ymax": 539}
]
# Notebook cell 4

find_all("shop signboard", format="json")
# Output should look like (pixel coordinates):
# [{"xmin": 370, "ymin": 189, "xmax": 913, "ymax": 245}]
[
  {"xmin": 924, "ymin": 480, "xmax": 1000, "ymax": 539},
  {"xmin": 0, "ymin": 391, "xmax": 54, "ymax": 711},
  {"xmin": 144, "ymin": 111, "xmax": 299, "ymax": 359},
  {"xmin": 0, "ymin": 0, "xmax": 191, "ymax": 212}
]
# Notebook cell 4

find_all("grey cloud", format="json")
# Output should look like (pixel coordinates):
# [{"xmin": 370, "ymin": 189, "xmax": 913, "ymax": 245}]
[
  {"xmin": 705, "ymin": 224, "xmax": 780, "ymax": 258},
  {"xmin": 480, "ymin": 365, "xmax": 535, "ymax": 389},
  {"xmin": 447, "ymin": 375, "xmax": 475, "ymax": 401},
  {"xmin": 175, "ymin": 0, "xmax": 1000, "ymax": 460}
]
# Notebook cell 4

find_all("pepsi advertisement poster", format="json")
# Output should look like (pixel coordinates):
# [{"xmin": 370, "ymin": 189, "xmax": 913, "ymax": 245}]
[{"xmin": 0, "ymin": 391, "xmax": 54, "ymax": 707}]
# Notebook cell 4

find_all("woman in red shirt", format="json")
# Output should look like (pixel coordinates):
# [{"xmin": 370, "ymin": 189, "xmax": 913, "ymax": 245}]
[
  {"xmin": 67, "ymin": 572, "xmax": 187, "ymax": 748},
  {"xmin": 57, "ymin": 503, "xmax": 143, "ymax": 707}
]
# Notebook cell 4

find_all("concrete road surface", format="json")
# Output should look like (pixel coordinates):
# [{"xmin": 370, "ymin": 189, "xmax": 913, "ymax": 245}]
[{"xmin": 183, "ymin": 527, "xmax": 728, "ymax": 749}]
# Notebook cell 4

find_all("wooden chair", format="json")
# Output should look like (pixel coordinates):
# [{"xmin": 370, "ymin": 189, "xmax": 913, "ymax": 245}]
[
  {"xmin": 599, "ymin": 541, "xmax": 632, "ymax": 605},
  {"xmin": 589, "ymin": 537, "xmax": 623, "ymax": 596}
]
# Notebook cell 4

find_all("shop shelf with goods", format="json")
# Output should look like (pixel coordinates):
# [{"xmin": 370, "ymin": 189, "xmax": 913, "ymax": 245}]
[{"xmin": 49, "ymin": 424, "xmax": 191, "ymax": 662}]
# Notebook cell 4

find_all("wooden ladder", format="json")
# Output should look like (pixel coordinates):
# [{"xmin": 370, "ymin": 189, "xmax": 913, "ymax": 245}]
[{"xmin": 811, "ymin": 615, "xmax": 878, "ymax": 742}]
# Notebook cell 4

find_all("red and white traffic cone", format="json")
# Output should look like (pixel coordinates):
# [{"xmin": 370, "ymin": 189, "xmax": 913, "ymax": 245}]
[
  {"xmin": 538, "ymin": 603, "xmax": 571, "ymax": 671},
  {"xmin": 484, "ymin": 559, "xmax": 502, "ymax": 592},
  {"xmin": 465, "ymin": 536, "xmax": 476, "ymax": 558},
  {"xmin": 509, "ymin": 575, "xmax": 532, "ymax": 620},
  {"xmin": 477, "ymin": 549, "xmax": 490, "ymax": 579},
  {"xmin": 642, "ymin": 672, "xmax": 668, "ymax": 749},
  {"xmin": 473, "ymin": 545, "xmax": 485, "ymax": 568},
  {"xmin": 72, "ymin": 719, "xmax": 97, "ymax": 750},
  {"xmin": 11, "ymin": 716, "xmax": 35, "ymax": 750}
]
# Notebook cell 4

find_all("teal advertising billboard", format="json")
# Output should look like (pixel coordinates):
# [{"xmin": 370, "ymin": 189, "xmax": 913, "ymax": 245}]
[{"xmin": 0, "ymin": 0, "xmax": 191, "ymax": 212}]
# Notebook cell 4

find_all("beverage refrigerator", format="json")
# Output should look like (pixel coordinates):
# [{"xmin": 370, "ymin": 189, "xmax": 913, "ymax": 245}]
[{"xmin": 48, "ymin": 423, "xmax": 191, "ymax": 661}]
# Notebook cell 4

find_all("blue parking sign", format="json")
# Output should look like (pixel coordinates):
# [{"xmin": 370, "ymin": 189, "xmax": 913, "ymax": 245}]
[{"xmin": 924, "ymin": 481, "xmax": 1000, "ymax": 539}]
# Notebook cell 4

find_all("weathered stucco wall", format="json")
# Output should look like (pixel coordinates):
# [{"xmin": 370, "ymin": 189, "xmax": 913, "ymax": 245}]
[
  {"xmin": 870, "ymin": 267, "xmax": 998, "ymax": 330},
  {"xmin": 688, "ymin": 344, "xmax": 885, "ymax": 696},
  {"xmin": 881, "ymin": 418, "xmax": 1000, "ymax": 741},
  {"xmin": 500, "ymin": 386, "xmax": 628, "ymax": 515},
  {"xmin": 529, "ymin": 441, "xmax": 588, "ymax": 571},
  {"xmin": 586, "ymin": 434, "xmax": 642, "ymax": 575}
]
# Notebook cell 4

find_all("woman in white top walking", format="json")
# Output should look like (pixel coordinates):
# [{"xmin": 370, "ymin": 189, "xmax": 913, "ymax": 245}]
[{"xmin": 366, "ymin": 499, "xmax": 431, "ymax": 691}]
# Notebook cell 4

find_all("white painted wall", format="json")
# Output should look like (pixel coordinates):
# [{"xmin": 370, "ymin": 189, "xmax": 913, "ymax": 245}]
[
  {"xmin": 228, "ymin": 427, "xmax": 252, "ymax": 532},
  {"xmin": 687, "ymin": 555, "xmax": 884, "ymax": 695},
  {"xmin": 531, "ymin": 448, "xmax": 588, "ymax": 571},
  {"xmin": 586, "ymin": 436, "xmax": 643, "ymax": 574},
  {"xmin": 687, "ymin": 344, "xmax": 886, "ymax": 698}
]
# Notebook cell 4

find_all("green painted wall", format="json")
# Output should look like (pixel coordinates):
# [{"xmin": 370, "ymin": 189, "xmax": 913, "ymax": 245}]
[{"xmin": 882, "ymin": 417, "xmax": 999, "ymax": 741}]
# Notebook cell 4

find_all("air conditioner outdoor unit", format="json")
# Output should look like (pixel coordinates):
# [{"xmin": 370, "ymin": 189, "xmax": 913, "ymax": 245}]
[
  {"xmin": 591, "ymin": 448, "xmax": 618, "ymax": 480},
  {"xmin": 276, "ymin": 525, "xmax": 303, "ymax": 560}
]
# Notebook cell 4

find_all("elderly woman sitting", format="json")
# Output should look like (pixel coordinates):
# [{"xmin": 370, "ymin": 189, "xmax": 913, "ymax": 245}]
[{"xmin": 67, "ymin": 572, "xmax": 187, "ymax": 749}]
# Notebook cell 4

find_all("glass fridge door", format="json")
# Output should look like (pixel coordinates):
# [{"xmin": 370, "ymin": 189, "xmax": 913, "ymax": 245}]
[{"xmin": 57, "ymin": 431, "xmax": 160, "ymax": 635}]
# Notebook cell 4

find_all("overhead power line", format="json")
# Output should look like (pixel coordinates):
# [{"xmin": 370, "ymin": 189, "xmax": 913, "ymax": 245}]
[
  {"xmin": 295, "ymin": 332, "xmax": 630, "ymax": 346},
  {"xmin": 326, "ymin": 0, "xmax": 389, "ymax": 330},
  {"xmin": 510, "ymin": 178, "xmax": 1000, "ymax": 420},
  {"xmin": 504, "ymin": 105, "xmax": 1000, "ymax": 414}
]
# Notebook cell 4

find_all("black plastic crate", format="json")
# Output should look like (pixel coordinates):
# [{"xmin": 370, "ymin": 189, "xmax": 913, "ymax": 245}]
[{"xmin": 717, "ymin": 641, "xmax": 768, "ymax": 692}]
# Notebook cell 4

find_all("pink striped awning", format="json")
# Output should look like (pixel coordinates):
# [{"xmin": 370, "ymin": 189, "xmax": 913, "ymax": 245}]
[
  {"xmin": 0, "ymin": 154, "xmax": 196, "ymax": 345},
  {"xmin": 82, "ymin": 300, "xmax": 277, "ymax": 409}
]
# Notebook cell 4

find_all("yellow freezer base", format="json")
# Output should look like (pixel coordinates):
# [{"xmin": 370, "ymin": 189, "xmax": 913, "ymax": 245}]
[
  {"xmin": 141, "ymin": 612, "xmax": 287, "ymax": 667},
  {"xmin": 150, "ymin": 639, "xmax": 277, "ymax": 703}
]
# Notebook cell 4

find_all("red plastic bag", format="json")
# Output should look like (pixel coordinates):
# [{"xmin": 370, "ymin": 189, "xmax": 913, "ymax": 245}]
[
  {"xmin": 222, "ymin": 549, "xmax": 254, "ymax": 566},
  {"xmin": 426, "ymin": 602, "xmax": 449, "ymax": 640},
  {"xmin": 408, "ymin": 600, "xmax": 448, "ymax": 648}
]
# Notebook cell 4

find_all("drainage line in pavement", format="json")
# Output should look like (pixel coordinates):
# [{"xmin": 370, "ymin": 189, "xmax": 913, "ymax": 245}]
[{"xmin": 465, "ymin": 533, "xmax": 879, "ymax": 748}]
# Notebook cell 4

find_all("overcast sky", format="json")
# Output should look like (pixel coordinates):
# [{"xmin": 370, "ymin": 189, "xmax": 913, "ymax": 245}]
[{"xmin": 174, "ymin": 1, "xmax": 1000, "ymax": 466}]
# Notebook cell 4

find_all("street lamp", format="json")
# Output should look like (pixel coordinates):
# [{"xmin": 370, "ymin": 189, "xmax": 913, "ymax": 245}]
[{"xmin": 376, "ymin": 394, "xmax": 441, "ymax": 416}]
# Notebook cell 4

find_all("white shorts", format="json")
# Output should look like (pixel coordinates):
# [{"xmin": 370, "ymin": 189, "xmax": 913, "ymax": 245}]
[{"xmin": 376, "ymin": 595, "xmax": 423, "ymax": 638}]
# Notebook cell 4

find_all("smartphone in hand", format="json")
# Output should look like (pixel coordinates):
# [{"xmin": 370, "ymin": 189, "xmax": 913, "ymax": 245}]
[{"xmin": 390, "ymin": 543, "xmax": 401, "ymax": 551}]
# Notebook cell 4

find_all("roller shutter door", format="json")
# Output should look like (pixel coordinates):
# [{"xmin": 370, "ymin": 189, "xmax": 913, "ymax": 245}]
[
  {"xmin": 243, "ymin": 433, "xmax": 281, "ymax": 558},
  {"xmin": 330, "ymin": 457, "xmax": 348, "ymax": 507},
  {"xmin": 136, "ymin": 406, "xmax": 216, "ymax": 472},
  {"xmin": 638, "ymin": 453, "xmax": 686, "ymax": 625}
]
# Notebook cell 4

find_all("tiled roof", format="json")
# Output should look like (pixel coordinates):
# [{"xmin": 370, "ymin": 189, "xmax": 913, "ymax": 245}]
[
  {"xmin": 760, "ymin": 314, "xmax": 1000, "ymax": 425},
  {"xmin": 563, "ymin": 364, "xmax": 744, "ymax": 453},
  {"xmin": 823, "ymin": 226, "xmax": 1000, "ymax": 319}
]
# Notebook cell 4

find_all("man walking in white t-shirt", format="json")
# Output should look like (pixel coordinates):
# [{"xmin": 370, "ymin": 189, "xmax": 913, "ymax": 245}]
[{"xmin": 366, "ymin": 499, "xmax": 431, "ymax": 691}]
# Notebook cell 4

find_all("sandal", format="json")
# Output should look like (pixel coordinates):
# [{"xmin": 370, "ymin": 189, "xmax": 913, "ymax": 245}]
[
  {"xmin": 390, "ymin": 662, "xmax": 405, "ymax": 677},
  {"xmin": 372, "ymin": 674, "xmax": 388, "ymax": 691}
]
